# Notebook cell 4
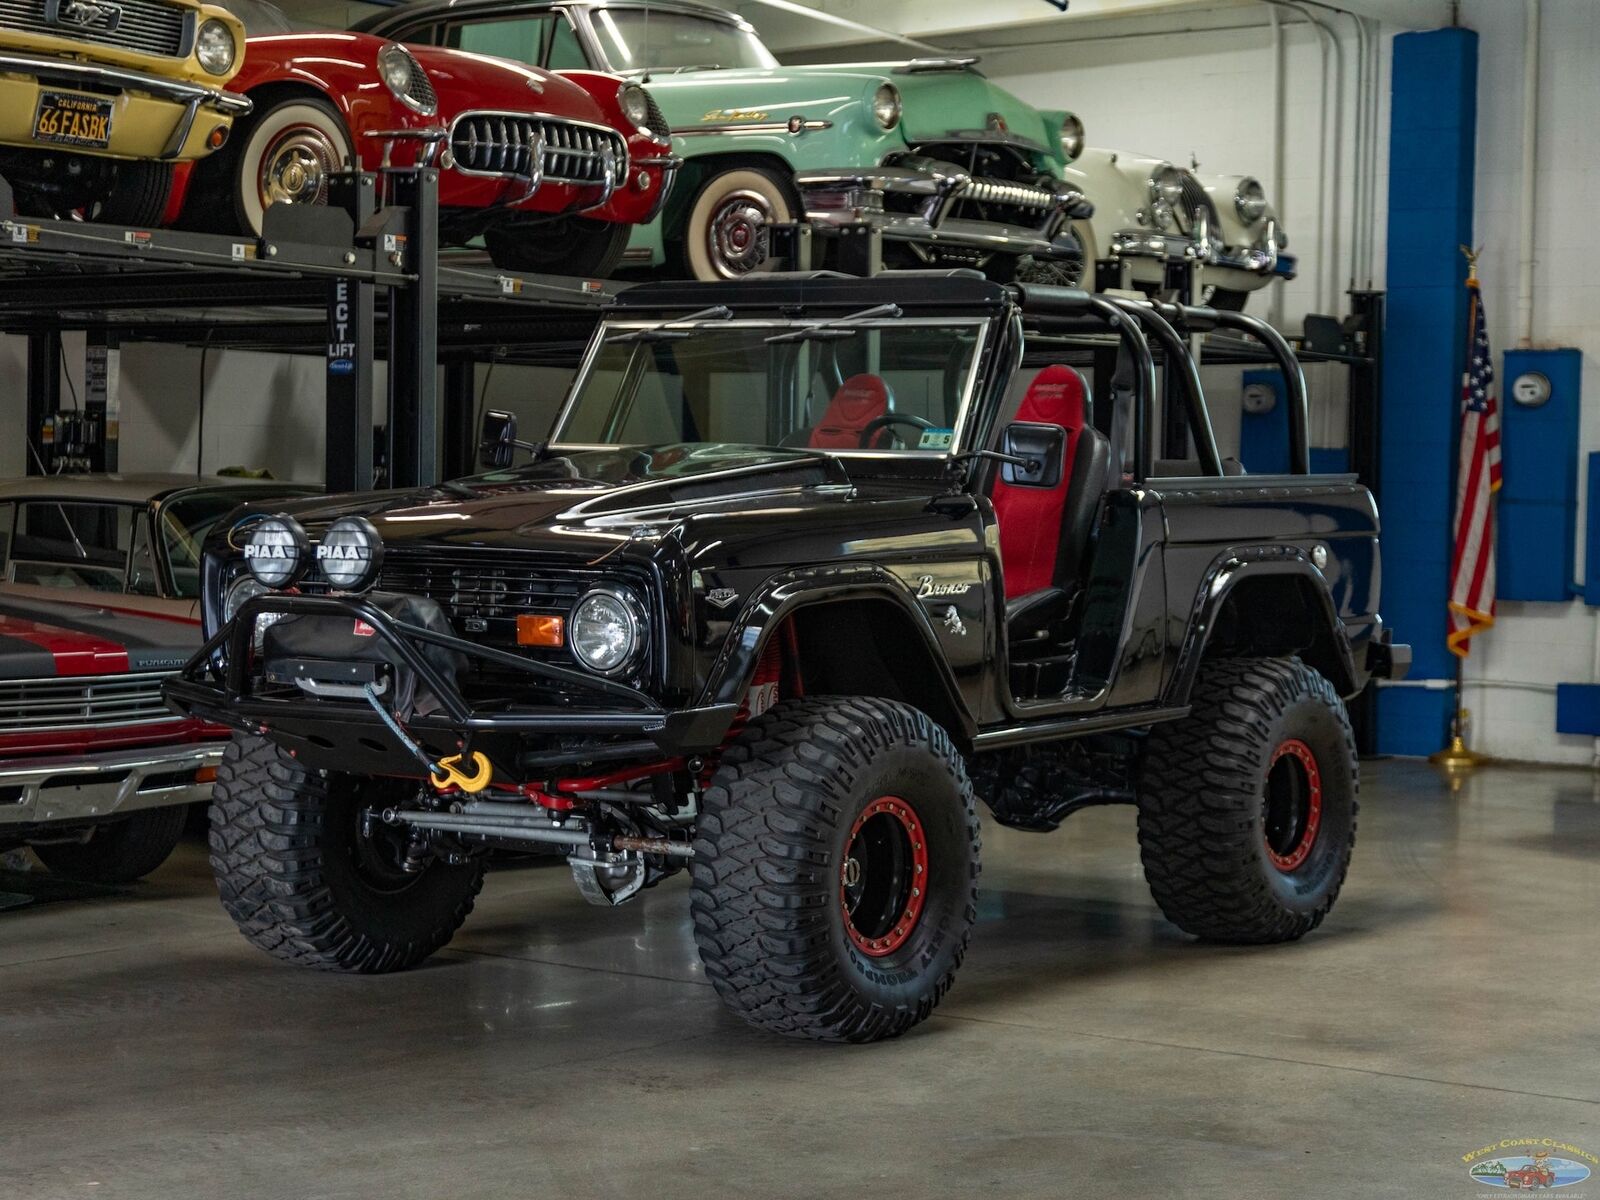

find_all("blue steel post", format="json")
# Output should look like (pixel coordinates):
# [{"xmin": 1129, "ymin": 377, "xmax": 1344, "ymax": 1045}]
[{"xmin": 1375, "ymin": 27, "xmax": 1478, "ymax": 756}]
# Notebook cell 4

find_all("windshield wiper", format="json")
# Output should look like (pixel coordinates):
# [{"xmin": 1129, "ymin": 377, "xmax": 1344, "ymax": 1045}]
[
  {"xmin": 605, "ymin": 305, "xmax": 734, "ymax": 344},
  {"xmin": 763, "ymin": 303, "xmax": 903, "ymax": 344}
]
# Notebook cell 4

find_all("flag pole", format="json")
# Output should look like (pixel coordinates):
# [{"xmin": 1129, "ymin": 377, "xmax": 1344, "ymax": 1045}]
[{"xmin": 1430, "ymin": 245, "xmax": 1490, "ymax": 775}]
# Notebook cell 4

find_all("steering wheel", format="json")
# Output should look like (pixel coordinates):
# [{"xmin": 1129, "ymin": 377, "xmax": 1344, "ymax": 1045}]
[{"xmin": 858, "ymin": 413, "xmax": 934, "ymax": 449}]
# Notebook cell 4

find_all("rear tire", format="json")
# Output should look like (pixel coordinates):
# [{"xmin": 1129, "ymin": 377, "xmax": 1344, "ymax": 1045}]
[
  {"xmin": 209, "ymin": 734, "xmax": 484, "ymax": 972},
  {"xmin": 1136, "ymin": 657, "xmax": 1357, "ymax": 943},
  {"xmin": 95, "ymin": 160, "xmax": 175, "ymax": 227},
  {"xmin": 690, "ymin": 696, "xmax": 980, "ymax": 1042},
  {"xmin": 483, "ymin": 216, "xmax": 630, "ymax": 278},
  {"xmin": 32, "ymin": 805, "xmax": 186, "ymax": 883}
]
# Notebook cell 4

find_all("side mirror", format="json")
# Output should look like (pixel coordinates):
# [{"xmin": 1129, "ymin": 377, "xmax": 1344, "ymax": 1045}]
[
  {"xmin": 479, "ymin": 409, "xmax": 518, "ymax": 470},
  {"xmin": 1001, "ymin": 422, "xmax": 1065, "ymax": 487}
]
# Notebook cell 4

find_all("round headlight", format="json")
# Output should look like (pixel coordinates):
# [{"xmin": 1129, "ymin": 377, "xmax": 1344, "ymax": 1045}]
[
  {"xmin": 1059, "ymin": 112, "xmax": 1084, "ymax": 161},
  {"xmin": 1150, "ymin": 163, "xmax": 1185, "ymax": 210},
  {"xmin": 243, "ymin": 515, "xmax": 309, "ymax": 588},
  {"xmin": 377, "ymin": 43, "xmax": 437, "ymax": 116},
  {"xmin": 223, "ymin": 574, "xmax": 287, "ymax": 649},
  {"xmin": 316, "ymin": 516, "xmax": 383, "ymax": 592},
  {"xmin": 871, "ymin": 82, "xmax": 901, "ymax": 132},
  {"xmin": 570, "ymin": 587, "xmax": 641, "ymax": 675},
  {"xmin": 195, "ymin": 19, "xmax": 236, "ymax": 76},
  {"xmin": 618, "ymin": 82, "xmax": 652, "ymax": 131},
  {"xmin": 1235, "ymin": 176, "xmax": 1268, "ymax": 224}
]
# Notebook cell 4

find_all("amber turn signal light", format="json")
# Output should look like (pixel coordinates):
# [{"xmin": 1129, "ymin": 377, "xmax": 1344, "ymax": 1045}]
[
  {"xmin": 207, "ymin": 124, "xmax": 229, "ymax": 150},
  {"xmin": 196, "ymin": 766, "xmax": 218, "ymax": 784},
  {"xmin": 516, "ymin": 613, "xmax": 565, "ymax": 647}
]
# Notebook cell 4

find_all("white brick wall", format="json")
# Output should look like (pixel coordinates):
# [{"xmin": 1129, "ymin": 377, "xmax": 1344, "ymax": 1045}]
[{"xmin": 1458, "ymin": 0, "xmax": 1600, "ymax": 765}]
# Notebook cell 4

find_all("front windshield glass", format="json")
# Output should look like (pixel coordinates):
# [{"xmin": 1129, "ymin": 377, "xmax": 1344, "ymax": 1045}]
[
  {"xmin": 589, "ymin": 9, "xmax": 777, "ymax": 72},
  {"xmin": 554, "ymin": 320, "xmax": 986, "ymax": 454}
]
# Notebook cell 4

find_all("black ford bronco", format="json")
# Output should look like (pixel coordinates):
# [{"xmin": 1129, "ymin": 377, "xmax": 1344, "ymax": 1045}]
[{"xmin": 168, "ymin": 271, "xmax": 1409, "ymax": 1042}]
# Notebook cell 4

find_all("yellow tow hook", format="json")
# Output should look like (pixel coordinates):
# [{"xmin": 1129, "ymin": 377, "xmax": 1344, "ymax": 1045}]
[{"xmin": 430, "ymin": 751, "xmax": 493, "ymax": 794}]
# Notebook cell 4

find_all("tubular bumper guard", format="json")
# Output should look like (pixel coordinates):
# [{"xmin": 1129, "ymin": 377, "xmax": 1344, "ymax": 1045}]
[
  {"xmin": 0, "ymin": 741, "xmax": 222, "ymax": 827},
  {"xmin": 796, "ymin": 164, "xmax": 1092, "ymax": 258},
  {"xmin": 162, "ymin": 594, "xmax": 738, "ymax": 775}
]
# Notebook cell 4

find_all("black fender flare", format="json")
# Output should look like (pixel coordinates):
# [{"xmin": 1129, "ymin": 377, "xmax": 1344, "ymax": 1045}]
[
  {"xmin": 698, "ymin": 563, "xmax": 977, "ymax": 739},
  {"xmin": 1165, "ymin": 545, "xmax": 1358, "ymax": 704}
]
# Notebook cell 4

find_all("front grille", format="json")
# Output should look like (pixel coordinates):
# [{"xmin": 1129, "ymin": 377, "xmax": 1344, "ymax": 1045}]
[
  {"xmin": 377, "ymin": 556, "xmax": 595, "ymax": 623},
  {"xmin": 1179, "ymin": 173, "xmax": 1220, "ymax": 235},
  {"xmin": 0, "ymin": 0, "xmax": 188, "ymax": 58},
  {"xmin": 0, "ymin": 671, "xmax": 176, "ymax": 733},
  {"xmin": 449, "ymin": 114, "xmax": 626, "ymax": 186}
]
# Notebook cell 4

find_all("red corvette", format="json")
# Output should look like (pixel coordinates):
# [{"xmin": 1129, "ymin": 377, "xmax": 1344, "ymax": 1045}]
[{"xmin": 172, "ymin": 0, "xmax": 676, "ymax": 276}]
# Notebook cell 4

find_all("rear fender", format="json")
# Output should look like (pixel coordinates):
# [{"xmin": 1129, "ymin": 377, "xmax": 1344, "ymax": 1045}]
[{"xmin": 1167, "ymin": 548, "xmax": 1359, "ymax": 702}]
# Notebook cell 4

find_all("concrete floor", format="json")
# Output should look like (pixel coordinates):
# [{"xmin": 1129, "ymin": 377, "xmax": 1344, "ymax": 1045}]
[{"xmin": 3, "ymin": 760, "xmax": 1598, "ymax": 1199}]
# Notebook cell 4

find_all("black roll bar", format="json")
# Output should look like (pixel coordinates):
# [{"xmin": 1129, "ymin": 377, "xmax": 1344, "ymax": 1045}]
[
  {"xmin": 1154, "ymin": 302, "xmax": 1311, "ymax": 475},
  {"xmin": 1105, "ymin": 298, "xmax": 1224, "ymax": 477},
  {"xmin": 1085, "ymin": 295, "xmax": 1155, "ymax": 482}
]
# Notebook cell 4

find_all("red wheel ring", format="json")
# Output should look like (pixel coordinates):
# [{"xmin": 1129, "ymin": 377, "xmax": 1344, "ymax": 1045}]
[
  {"xmin": 1264, "ymin": 738, "xmax": 1323, "ymax": 872},
  {"xmin": 839, "ymin": 796, "xmax": 929, "ymax": 958}
]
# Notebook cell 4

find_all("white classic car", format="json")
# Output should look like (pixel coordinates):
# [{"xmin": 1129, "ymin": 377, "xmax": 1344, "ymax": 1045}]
[{"xmin": 1024, "ymin": 122, "xmax": 1294, "ymax": 309}]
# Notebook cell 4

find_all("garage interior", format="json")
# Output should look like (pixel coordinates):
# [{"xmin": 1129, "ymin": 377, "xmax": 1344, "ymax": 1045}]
[{"xmin": 3, "ymin": 0, "xmax": 1598, "ymax": 1197}]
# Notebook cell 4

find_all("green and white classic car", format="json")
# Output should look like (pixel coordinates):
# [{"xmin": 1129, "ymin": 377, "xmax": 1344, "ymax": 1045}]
[{"xmin": 355, "ymin": 0, "xmax": 1091, "ymax": 280}]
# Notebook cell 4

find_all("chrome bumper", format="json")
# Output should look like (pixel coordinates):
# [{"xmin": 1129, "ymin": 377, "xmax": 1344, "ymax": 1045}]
[
  {"xmin": 1111, "ymin": 217, "xmax": 1296, "ymax": 282},
  {"xmin": 796, "ymin": 164, "xmax": 1088, "ymax": 258},
  {"xmin": 0, "ymin": 742, "xmax": 222, "ymax": 827},
  {"xmin": 0, "ymin": 51, "xmax": 251, "ymax": 116}
]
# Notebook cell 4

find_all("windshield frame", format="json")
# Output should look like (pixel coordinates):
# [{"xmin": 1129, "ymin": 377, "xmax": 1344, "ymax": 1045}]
[
  {"xmin": 574, "ymin": 3, "xmax": 778, "ymax": 73},
  {"xmin": 549, "ymin": 315, "xmax": 995, "ymax": 459}
]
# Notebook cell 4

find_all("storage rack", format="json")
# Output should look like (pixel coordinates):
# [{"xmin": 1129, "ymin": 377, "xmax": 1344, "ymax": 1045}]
[{"xmin": 0, "ymin": 167, "xmax": 616, "ymax": 491}]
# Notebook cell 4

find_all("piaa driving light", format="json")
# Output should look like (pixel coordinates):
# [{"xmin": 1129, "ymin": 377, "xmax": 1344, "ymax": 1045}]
[
  {"xmin": 242, "ymin": 516, "xmax": 309, "ymax": 588},
  {"xmin": 570, "ymin": 587, "xmax": 640, "ymax": 674},
  {"xmin": 316, "ymin": 516, "xmax": 383, "ymax": 591}
]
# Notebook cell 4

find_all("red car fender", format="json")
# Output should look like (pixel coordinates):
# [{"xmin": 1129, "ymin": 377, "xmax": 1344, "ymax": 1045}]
[{"xmin": 555, "ymin": 68, "xmax": 676, "ymax": 225}]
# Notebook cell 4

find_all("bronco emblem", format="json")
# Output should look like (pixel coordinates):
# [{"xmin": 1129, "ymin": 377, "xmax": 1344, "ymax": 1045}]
[{"xmin": 917, "ymin": 574, "xmax": 972, "ymax": 599}]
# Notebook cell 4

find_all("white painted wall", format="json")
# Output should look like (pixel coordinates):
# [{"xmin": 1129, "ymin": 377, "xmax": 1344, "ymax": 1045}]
[{"xmin": 1457, "ymin": 0, "xmax": 1600, "ymax": 766}]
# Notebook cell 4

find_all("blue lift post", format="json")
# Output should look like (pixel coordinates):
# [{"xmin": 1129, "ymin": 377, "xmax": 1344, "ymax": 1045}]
[{"xmin": 1375, "ymin": 27, "xmax": 1479, "ymax": 757}]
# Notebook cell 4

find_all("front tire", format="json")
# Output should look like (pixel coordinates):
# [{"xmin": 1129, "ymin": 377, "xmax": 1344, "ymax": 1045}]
[
  {"xmin": 187, "ymin": 94, "xmax": 353, "ymax": 236},
  {"xmin": 676, "ymin": 164, "xmax": 798, "ymax": 281},
  {"xmin": 209, "ymin": 734, "xmax": 484, "ymax": 972},
  {"xmin": 95, "ymin": 160, "xmax": 175, "ymax": 227},
  {"xmin": 690, "ymin": 697, "xmax": 980, "ymax": 1042},
  {"xmin": 484, "ymin": 216, "xmax": 630, "ymax": 278},
  {"xmin": 31, "ymin": 805, "xmax": 186, "ymax": 883},
  {"xmin": 1136, "ymin": 657, "xmax": 1357, "ymax": 943}
]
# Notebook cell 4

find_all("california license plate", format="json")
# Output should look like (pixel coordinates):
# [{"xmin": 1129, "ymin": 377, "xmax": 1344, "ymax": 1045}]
[{"xmin": 33, "ymin": 92, "xmax": 114, "ymax": 150}]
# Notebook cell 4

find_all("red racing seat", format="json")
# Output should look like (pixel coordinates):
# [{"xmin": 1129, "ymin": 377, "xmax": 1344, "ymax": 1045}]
[
  {"xmin": 990, "ymin": 364, "xmax": 1110, "ymax": 612},
  {"xmin": 808, "ymin": 374, "xmax": 890, "ymax": 450}
]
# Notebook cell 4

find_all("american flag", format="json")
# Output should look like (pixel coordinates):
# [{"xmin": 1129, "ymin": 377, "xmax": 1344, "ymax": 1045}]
[{"xmin": 1447, "ymin": 273, "xmax": 1501, "ymax": 657}]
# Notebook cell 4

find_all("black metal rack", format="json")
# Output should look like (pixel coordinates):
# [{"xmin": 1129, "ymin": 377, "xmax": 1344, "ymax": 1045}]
[{"xmin": 0, "ymin": 168, "xmax": 617, "ymax": 490}]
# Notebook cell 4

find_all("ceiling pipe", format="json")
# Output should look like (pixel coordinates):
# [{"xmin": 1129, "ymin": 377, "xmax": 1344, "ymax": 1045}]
[
  {"xmin": 1268, "ymin": 5, "xmax": 1287, "ymax": 329},
  {"xmin": 1517, "ymin": 0, "xmax": 1540, "ymax": 347},
  {"xmin": 1346, "ymin": 11, "xmax": 1368, "ymax": 295}
]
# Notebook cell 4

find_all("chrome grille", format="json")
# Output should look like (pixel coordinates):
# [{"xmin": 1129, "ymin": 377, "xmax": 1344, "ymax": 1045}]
[
  {"xmin": 449, "ymin": 114, "xmax": 626, "ymax": 186},
  {"xmin": 0, "ymin": 672, "xmax": 176, "ymax": 732},
  {"xmin": 643, "ymin": 91, "xmax": 669, "ymax": 140},
  {"xmin": 0, "ymin": 0, "xmax": 188, "ymax": 58},
  {"xmin": 954, "ymin": 177, "xmax": 1058, "ymax": 211},
  {"xmin": 1179, "ymin": 173, "xmax": 1220, "ymax": 234}
]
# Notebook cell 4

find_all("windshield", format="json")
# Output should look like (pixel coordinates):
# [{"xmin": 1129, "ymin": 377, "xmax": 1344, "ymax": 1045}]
[
  {"xmin": 160, "ymin": 488, "xmax": 306, "ymax": 596},
  {"xmin": 588, "ymin": 8, "xmax": 777, "ymax": 72},
  {"xmin": 553, "ymin": 320, "xmax": 986, "ymax": 454}
]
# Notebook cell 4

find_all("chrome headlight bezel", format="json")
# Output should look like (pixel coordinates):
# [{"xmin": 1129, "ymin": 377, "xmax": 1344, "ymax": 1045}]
[
  {"xmin": 569, "ymin": 586, "xmax": 644, "ymax": 676},
  {"xmin": 1059, "ymin": 112, "xmax": 1084, "ymax": 161},
  {"xmin": 618, "ymin": 82, "xmax": 652, "ymax": 133},
  {"xmin": 378, "ymin": 43, "xmax": 437, "ymax": 117},
  {"xmin": 223, "ymin": 573, "xmax": 287, "ymax": 649},
  {"xmin": 871, "ymin": 82, "xmax": 902, "ymax": 132},
  {"xmin": 1149, "ymin": 163, "xmax": 1185, "ymax": 210},
  {"xmin": 195, "ymin": 18, "xmax": 236, "ymax": 76},
  {"xmin": 1235, "ymin": 176, "xmax": 1268, "ymax": 225},
  {"xmin": 242, "ymin": 515, "xmax": 310, "ymax": 588},
  {"xmin": 315, "ymin": 516, "xmax": 384, "ymax": 592}
]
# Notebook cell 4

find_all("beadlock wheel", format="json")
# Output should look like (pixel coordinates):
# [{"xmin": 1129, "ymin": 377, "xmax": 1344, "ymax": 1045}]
[{"xmin": 840, "ymin": 795, "xmax": 930, "ymax": 957}]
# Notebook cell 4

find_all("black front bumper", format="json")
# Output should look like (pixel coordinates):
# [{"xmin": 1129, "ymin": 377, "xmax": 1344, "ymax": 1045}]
[{"xmin": 163, "ymin": 593, "xmax": 737, "ymax": 778}]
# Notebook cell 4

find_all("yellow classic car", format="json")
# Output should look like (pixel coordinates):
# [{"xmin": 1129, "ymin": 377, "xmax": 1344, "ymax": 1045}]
[{"xmin": 0, "ymin": 0, "xmax": 250, "ymax": 224}]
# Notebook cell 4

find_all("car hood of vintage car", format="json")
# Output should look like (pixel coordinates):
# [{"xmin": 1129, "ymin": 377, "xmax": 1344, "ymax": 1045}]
[
  {"xmin": 645, "ymin": 63, "xmax": 1057, "ymax": 153},
  {"xmin": 0, "ymin": 596, "xmax": 199, "ymax": 681},
  {"xmin": 265, "ymin": 445, "xmax": 939, "ymax": 550},
  {"xmin": 237, "ymin": 33, "xmax": 607, "ymax": 124}
]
